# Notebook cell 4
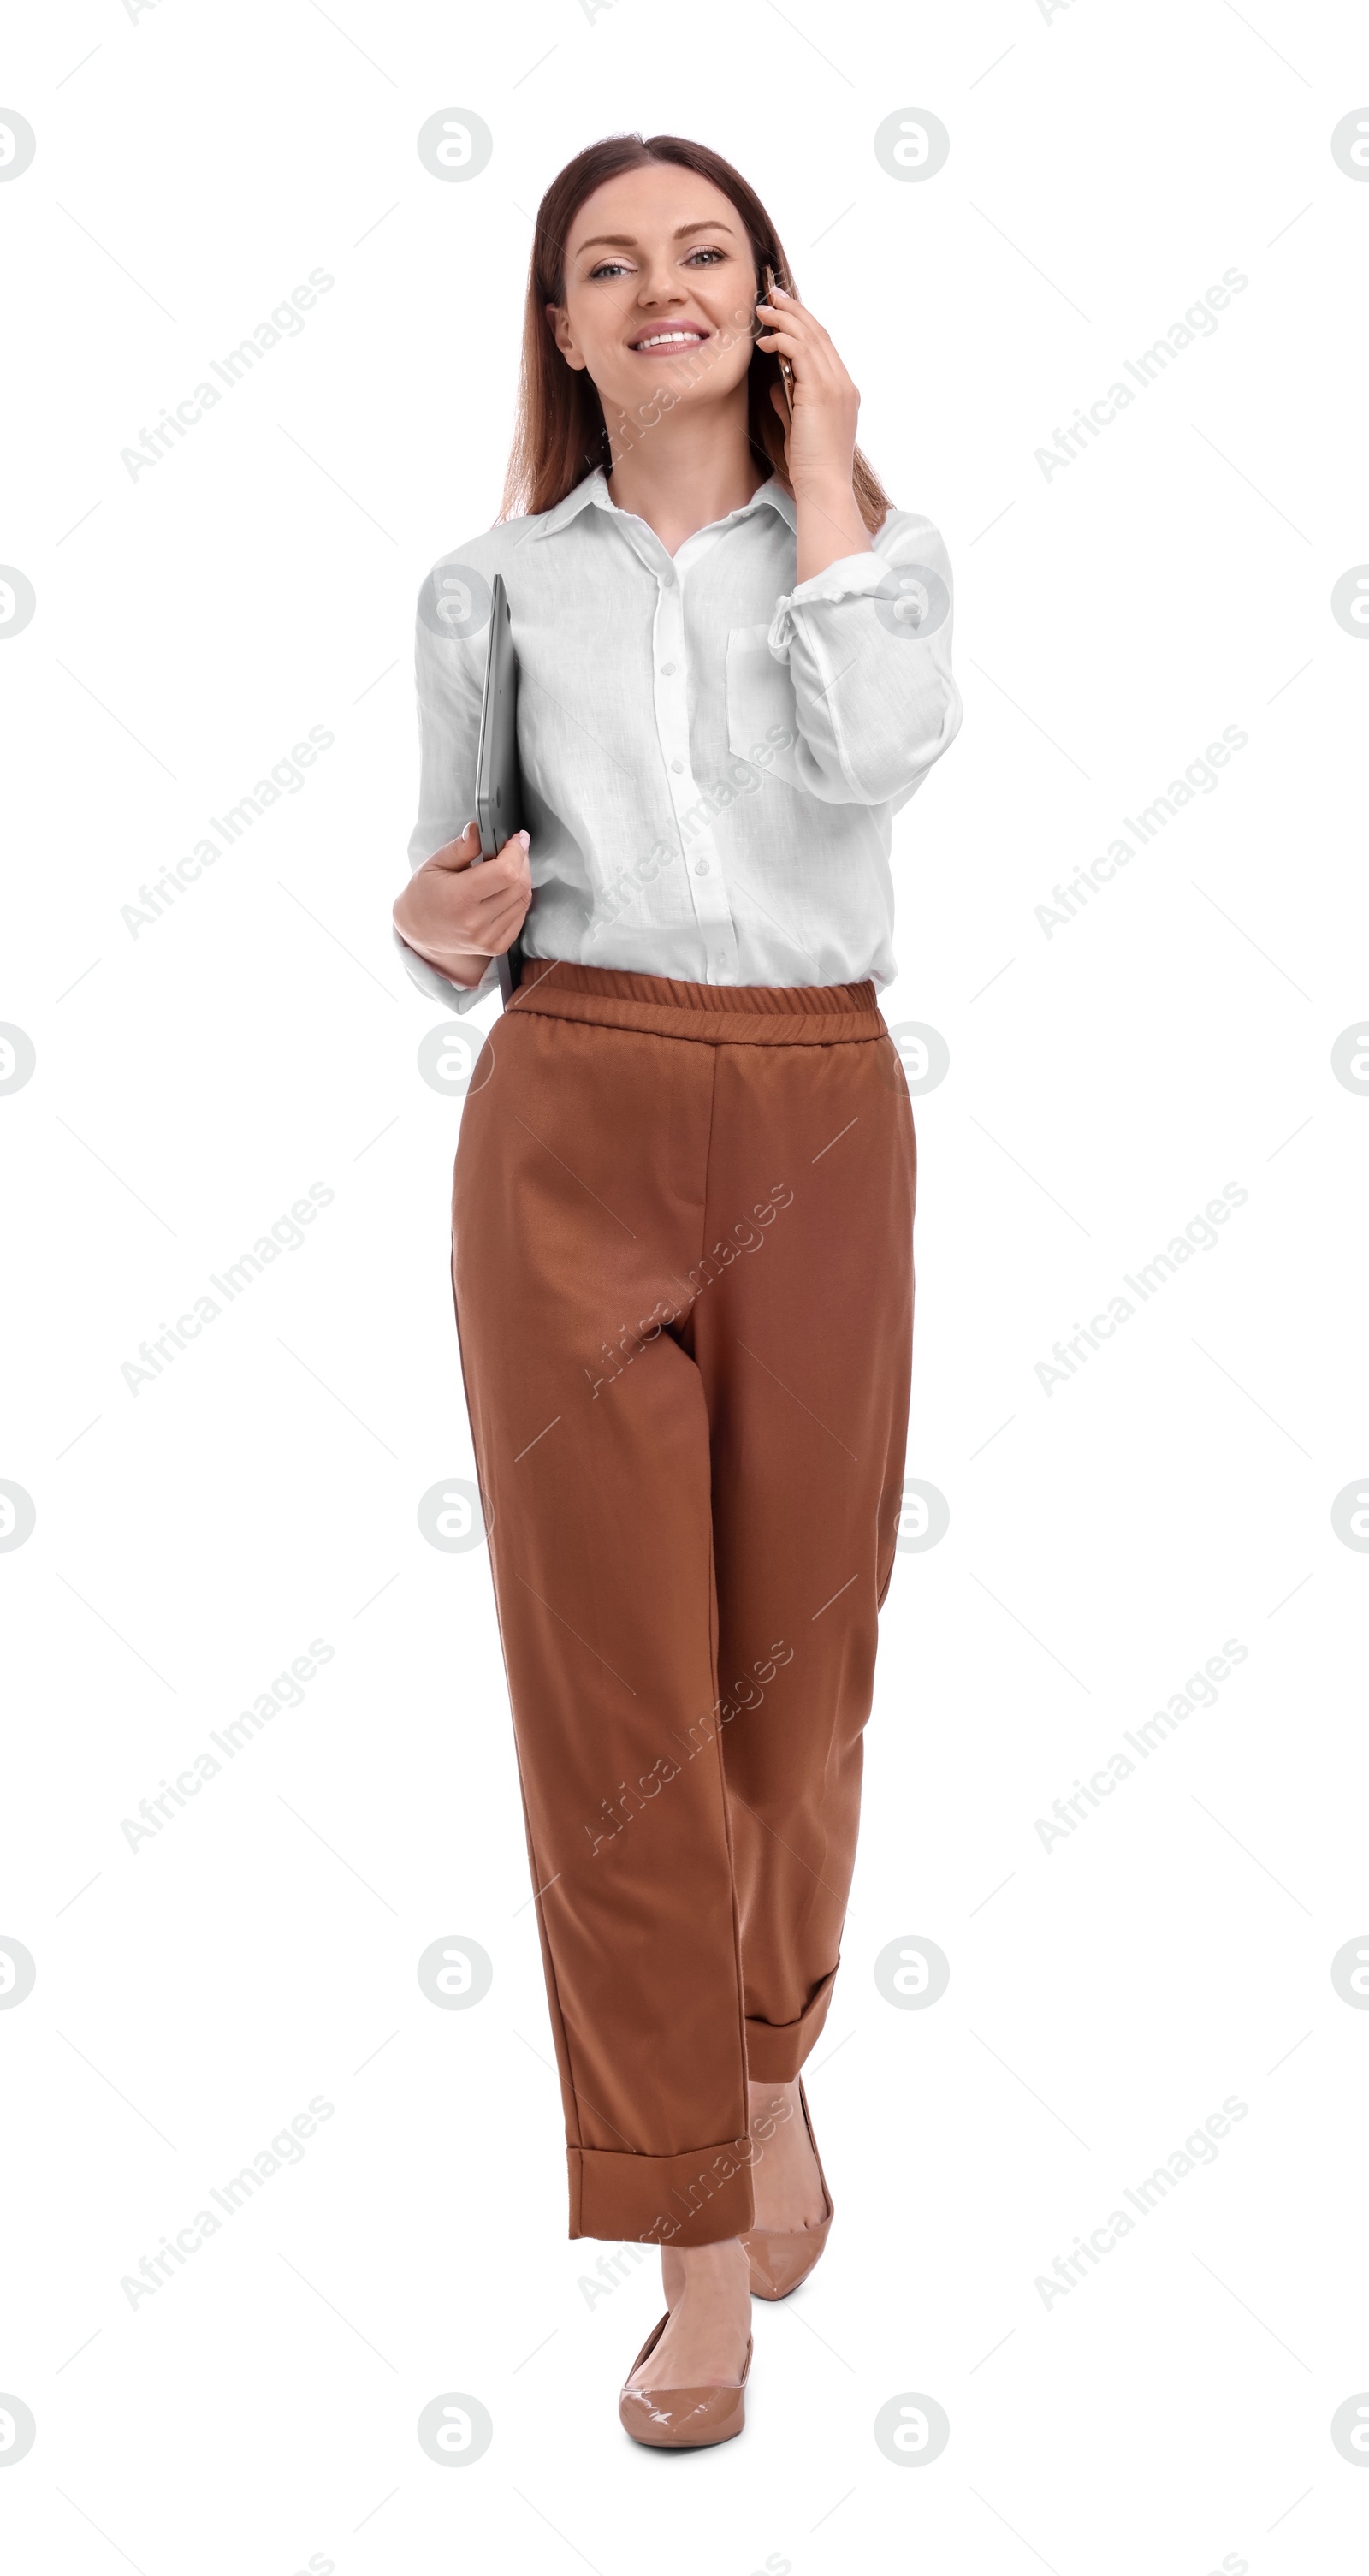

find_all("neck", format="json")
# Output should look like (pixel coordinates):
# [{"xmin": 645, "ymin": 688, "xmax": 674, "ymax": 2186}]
[{"xmin": 602, "ymin": 389, "xmax": 773, "ymax": 555}]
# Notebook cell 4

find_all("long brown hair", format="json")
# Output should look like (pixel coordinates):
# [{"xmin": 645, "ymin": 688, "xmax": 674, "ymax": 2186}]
[{"xmin": 500, "ymin": 131, "xmax": 892, "ymax": 534}]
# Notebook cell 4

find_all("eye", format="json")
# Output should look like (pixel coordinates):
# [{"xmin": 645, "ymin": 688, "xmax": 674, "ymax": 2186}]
[
  {"xmin": 589, "ymin": 258, "xmax": 633, "ymax": 280},
  {"xmin": 684, "ymin": 246, "xmax": 726, "ymax": 264}
]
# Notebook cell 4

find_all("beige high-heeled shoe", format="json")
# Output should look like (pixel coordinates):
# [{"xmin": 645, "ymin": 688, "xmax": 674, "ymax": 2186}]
[
  {"xmin": 740, "ymin": 2078, "xmax": 834, "ymax": 2300},
  {"xmin": 618, "ymin": 2312, "xmax": 753, "ymax": 2448}
]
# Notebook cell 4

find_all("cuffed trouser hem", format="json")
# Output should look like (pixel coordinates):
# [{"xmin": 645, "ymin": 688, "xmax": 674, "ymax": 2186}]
[
  {"xmin": 744, "ymin": 1966, "xmax": 839, "ymax": 2083},
  {"xmin": 569, "ymin": 2140, "xmax": 756, "ymax": 2247}
]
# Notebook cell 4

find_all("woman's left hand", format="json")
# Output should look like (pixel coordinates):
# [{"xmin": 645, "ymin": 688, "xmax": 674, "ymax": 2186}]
[{"xmin": 755, "ymin": 286, "xmax": 860, "ymax": 497}]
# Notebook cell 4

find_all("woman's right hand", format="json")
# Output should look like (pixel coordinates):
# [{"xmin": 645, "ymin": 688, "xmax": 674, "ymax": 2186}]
[{"xmin": 393, "ymin": 822, "xmax": 532, "ymax": 988}]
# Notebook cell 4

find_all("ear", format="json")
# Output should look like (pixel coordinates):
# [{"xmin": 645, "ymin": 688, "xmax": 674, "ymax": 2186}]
[{"xmin": 544, "ymin": 302, "xmax": 586, "ymax": 371}]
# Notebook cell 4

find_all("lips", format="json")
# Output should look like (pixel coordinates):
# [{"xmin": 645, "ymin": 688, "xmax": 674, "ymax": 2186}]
[{"xmin": 628, "ymin": 325, "xmax": 711, "ymax": 353}]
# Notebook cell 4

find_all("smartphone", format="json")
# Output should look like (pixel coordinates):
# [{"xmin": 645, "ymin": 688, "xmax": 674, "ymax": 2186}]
[{"xmin": 762, "ymin": 264, "xmax": 795, "ymax": 424}]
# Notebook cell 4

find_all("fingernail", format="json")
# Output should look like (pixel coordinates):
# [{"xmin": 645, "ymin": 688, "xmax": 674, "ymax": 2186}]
[{"xmin": 518, "ymin": 830, "xmax": 530, "ymax": 850}]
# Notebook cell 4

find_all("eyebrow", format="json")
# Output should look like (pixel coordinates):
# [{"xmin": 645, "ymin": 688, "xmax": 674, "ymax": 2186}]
[{"xmin": 574, "ymin": 219, "xmax": 739, "ymax": 257}]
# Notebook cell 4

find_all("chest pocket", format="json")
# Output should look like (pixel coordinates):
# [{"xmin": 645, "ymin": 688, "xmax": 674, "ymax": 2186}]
[{"xmin": 723, "ymin": 622, "xmax": 806, "ymax": 792}]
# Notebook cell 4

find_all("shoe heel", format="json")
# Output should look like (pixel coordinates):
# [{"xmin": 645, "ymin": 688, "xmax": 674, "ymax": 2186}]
[{"xmin": 740, "ymin": 2078, "xmax": 834, "ymax": 2301}]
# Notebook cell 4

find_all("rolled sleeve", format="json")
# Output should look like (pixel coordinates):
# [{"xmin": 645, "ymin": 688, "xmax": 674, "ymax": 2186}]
[{"xmin": 766, "ymin": 513, "xmax": 963, "ymax": 808}]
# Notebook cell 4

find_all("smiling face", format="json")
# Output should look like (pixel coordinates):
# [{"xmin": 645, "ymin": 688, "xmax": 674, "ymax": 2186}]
[{"xmin": 547, "ymin": 162, "xmax": 760, "ymax": 429}]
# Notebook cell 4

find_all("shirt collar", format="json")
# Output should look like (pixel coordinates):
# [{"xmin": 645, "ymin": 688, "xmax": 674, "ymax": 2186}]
[{"xmin": 525, "ymin": 463, "xmax": 797, "ymax": 542}]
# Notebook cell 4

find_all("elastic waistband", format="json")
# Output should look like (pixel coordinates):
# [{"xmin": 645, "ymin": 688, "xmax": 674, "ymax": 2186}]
[{"xmin": 508, "ymin": 957, "xmax": 886, "ymax": 1048}]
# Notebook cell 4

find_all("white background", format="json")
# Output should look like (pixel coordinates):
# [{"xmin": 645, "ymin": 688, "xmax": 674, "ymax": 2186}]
[{"xmin": 3, "ymin": 2, "xmax": 1367, "ymax": 2569}]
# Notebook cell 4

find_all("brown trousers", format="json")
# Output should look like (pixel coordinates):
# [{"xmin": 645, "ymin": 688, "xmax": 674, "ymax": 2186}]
[{"xmin": 451, "ymin": 960, "xmax": 916, "ymax": 2245}]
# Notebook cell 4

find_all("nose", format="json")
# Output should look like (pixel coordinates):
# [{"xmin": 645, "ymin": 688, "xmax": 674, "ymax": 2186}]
[{"xmin": 635, "ymin": 257, "xmax": 685, "ymax": 307}]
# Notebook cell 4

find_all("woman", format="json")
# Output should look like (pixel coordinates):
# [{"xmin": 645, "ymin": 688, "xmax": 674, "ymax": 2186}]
[{"xmin": 392, "ymin": 131, "xmax": 961, "ymax": 2448}]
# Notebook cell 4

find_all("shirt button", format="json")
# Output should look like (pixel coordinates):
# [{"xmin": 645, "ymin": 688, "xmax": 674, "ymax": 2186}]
[
  {"xmin": 694, "ymin": 858, "xmax": 710, "ymax": 875},
  {"xmin": 671, "ymin": 758, "xmax": 684, "ymax": 774},
  {"xmin": 661, "ymin": 662, "xmax": 677, "ymax": 675}
]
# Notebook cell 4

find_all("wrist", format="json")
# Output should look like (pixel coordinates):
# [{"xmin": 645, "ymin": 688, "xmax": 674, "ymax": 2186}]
[
  {"xmin": 791, "ymin": 476, "xmax": 871, "ymax": 584},
  {"xmin": 397, "ymin": 929, "xmax": 489, "ymax": 989},
  {"xmin": 791, "ymin": 470, "xmax": 862, "ymax": 519}
]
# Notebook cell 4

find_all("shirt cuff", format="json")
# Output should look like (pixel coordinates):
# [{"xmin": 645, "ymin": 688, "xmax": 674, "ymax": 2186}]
[
  {"xmin": 767, "ymin": 550, "xmax": 887, "ymax": 657},
  {"xmin": 392, "ymin": 926, "xmax": 499, "ymax": 1013}
]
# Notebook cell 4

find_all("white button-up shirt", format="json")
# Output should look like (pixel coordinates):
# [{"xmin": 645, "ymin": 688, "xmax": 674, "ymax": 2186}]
[{"xmin": 397, "ymin": 465, "xmax": 962, "ymax": 1009}]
